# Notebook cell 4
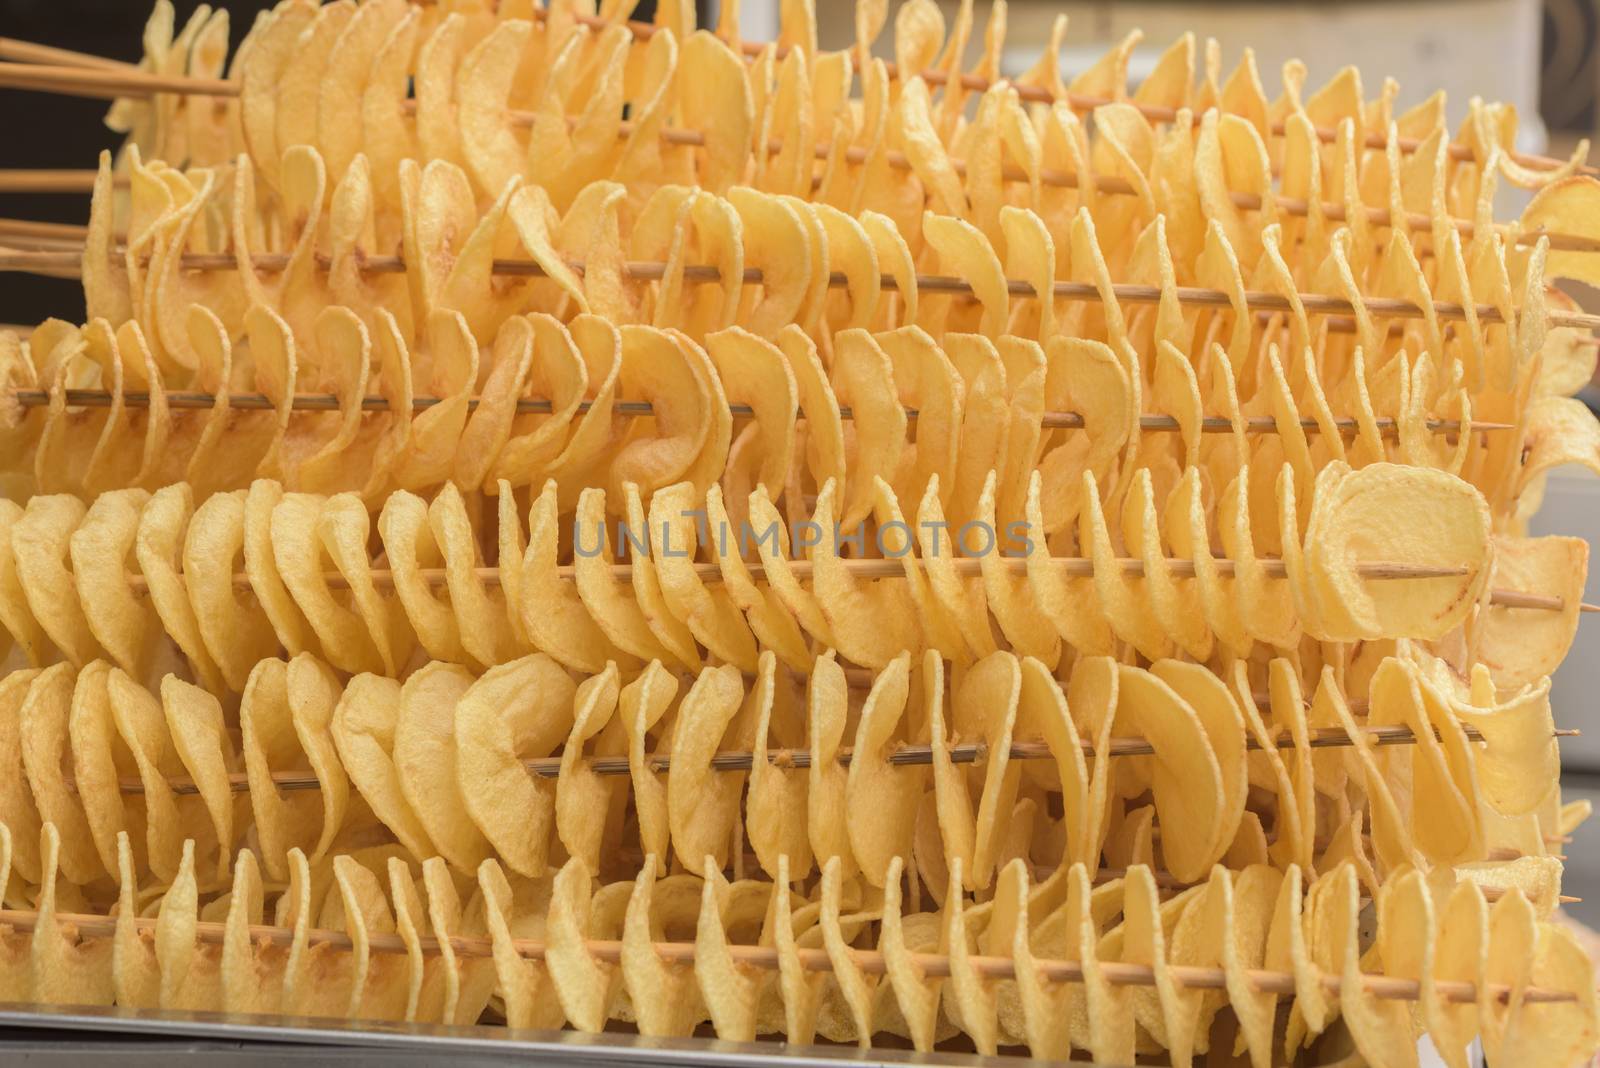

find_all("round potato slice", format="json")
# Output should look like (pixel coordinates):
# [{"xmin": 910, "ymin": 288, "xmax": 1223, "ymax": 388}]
[{"xmin": 1305, "ymin": 463, "xmax": 1491, "ymax": 641}]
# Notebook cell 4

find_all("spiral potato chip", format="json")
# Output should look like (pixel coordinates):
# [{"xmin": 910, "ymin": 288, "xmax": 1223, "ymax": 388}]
[
  {"xmin": 667, "ymin": 663, "xmax": 749, "ymax": 872},
  {"xmin": 14, "ymin": 498, "xmax": 99, "ymax": 668},
  {"xmin": 520, "ymin": 480, "xmax": 618, "ymax": 672},
  {"xmin": 846, "ymin": 652, "xmax": 924, "ymax": 887},
  {"xmin": 457, "ymin": 654, "xmax": 574, "ymax": 877},
  {"xmin": 332, "ymin": 674, "xmax": 433, "ymax": 864},
  {"xmin": 242, "ymin": 658, "xmax": 324, "ymax": 881},
  {"xmin": 394, "ymin": 663, "xmax": 484, "ymax": 873},
  {"xmin": 651, "ymin": 481, "xmax": 758, "ymax": 671}
]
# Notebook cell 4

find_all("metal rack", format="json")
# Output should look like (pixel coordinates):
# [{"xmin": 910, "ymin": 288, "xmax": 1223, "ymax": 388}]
[{"xmin": 0, "ymin": 1005, "xmax": 1075, "ymax": 1067}]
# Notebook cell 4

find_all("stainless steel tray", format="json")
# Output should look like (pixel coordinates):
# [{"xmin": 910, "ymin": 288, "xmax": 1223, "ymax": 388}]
[{"xmin": 0, "ymin": 1004, "xmax": 1106, "ymax": 1066}]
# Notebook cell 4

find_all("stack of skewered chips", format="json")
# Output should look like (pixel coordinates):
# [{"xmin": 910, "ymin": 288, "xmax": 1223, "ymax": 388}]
[{"xmin": 0, "ymin": 0, "xmax": 1598, "ymax": 1064}]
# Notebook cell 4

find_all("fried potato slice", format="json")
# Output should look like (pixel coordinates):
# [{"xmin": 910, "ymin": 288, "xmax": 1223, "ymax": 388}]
[
  {"xmin": 554, "ymin": 664, "xmax": 627, "ymax": 877},
  {"xmin": 14, "ymin": 496, "xmax": 99, "ymax": 667},
  {"xmin": 457, "ymin": 654, "xmax": 575, "ymax": 877},
  {"xmin": 1023, "ymin": 473, "xmax": 1113, "ymax": 656},
  {"xmin": 457, "ymin": 20, "xmax": 533, "ymax": 197},
  {"xmin": 1115, "ymin": 666, "xmax": 1226, "ymax": 882},
  {"xmin": 622, "ymin": 862, "xmax": 706, "ymax": 1036},
  {"xmin": 186, "ymin": 490, "xmax": 279, "ymax": 692},
  {"xmin": 610, "ymin": 326, "xmax": 718, "ymax": 500},
  {"xmin": 812, "ymin": 478, "xmax": 920, "ymax": 668},
  {"xmin": 830, "ymin": 328, "xmax": 906, "ymax": 530},
  {"xmin": 69, "ymin": 489, "xmax": 154, "ymax": 678},
  {"xmin": 845, "ymin": 652, "xmax": 925, "ymax": 886},
  {"xmin": 1305, "ymin": 463, "xmax": 1491, "ymax": 641},
  {"xmin": 160, "ymin": 675, "xmax": 238, "ymax": 886},
  {"xmin": 651, "ymin": 481, "xmax": 758, "ymax": 671},
  {"xmin": 623, "ymin": 481, "xmax": 703, "ymax": 669},
  {"xmin": 704, "ymin": 327, "xmax": 797, "ymax": 498},
  {"xmin": 707, "ymin": 484, "xmax": 812, "ymax": 671},
  {"xmin": 977, "ymin": 473, "xmax": 1059, "ymax": 666},
  {"xmin": 395, "ymin": 663, "xmax": 486, "ymax": 873},
  {"xmin": 518, "ymin": 479, "xmax": 623, "ymax": 672},
  {"xmin": 241, "ymin": 655, "xmax": 349, "ymax": 880},
  {"xmin": 667, "ymin": 664, "xmax": 751, "ymax": 872},
  {"xmin": 333, "ymin": 673, "xmax": 435, "ymax": 863}
]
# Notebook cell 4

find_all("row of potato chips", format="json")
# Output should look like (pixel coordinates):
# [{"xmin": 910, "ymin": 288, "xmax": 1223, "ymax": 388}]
[
  {"xmin": 19, "ymin": 274, "xmax": 1579, "ymax": 539},
  {"xmin": 95, "ymin": 0, "xmax": 1593, "ymax": 412},
  {"xmin": 115, "ymin": 0, "xmax": 1581, "ymax": 221},
  {"xmin": 0, "ymin": 638, "xmax": 1566, "ymax": 907},
  {"xmin": 49, "ymin": 137, "xmax": 1596, "ymax": 526},
  {"xmin": 77, "ymin": 142, "xmax": 1551, "ymax": 393},
  {"xmin": 5, "ymin": 461, "xmax": 1573, "ymax": 688},
  {"xmin": 80, "ymin": 137, "xmax": 1568, "ymax": 395},
  {"xmin": 78, "ymin": 0, "xmax": 1595, "ymax": 545},
  {"xmin": 1, "ymin": 816, "xmax": 1592, "ymax": 1068}
]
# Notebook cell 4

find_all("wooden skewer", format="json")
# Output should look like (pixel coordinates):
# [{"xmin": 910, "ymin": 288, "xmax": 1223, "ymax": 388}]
[
  {"xmin": 0, "ymin": 55, "xmax": 1593, "ymax": 255},
  {"xmin": 5, "ymin": 245, "xmax": 1594, "ymax": 332},
  {"xmin": 641, "ymin": 849, "xmax": 1565, "ymax": 885},
  {"xmin": 0, "ymin": 234, "xmax": 85, "ymax": 253},
  {"xmin": 0, "ymin": 37, "xmax": 137, "ymax": 73},
  {"xmin": 69, "ymin": 724, "xmax": 1577, "ymax": 798},
  {"xmin": 0, "ymin": 243, "xmax": 77, "ymax": 278},
  {"xmin": 0, "ymin": 169, "xmax": 101, "ymax": 194},
  {"xmin": 0, "ymin": 218, "xmax": 87, "ymax": 242},
  {"xmin": 0, "ymin": 61, "xmax": 227, "ymax": 98},
  {"xmin": 0, "ymin": 63, "xmax": 157, "ymax": 102},
  {"xmin": 108, "ymin": 557, "xmax": 1584, "ymax": 615},
  {"xmin": 5, "ymin": 388, "xmax": 1513, "ymax": 438},
  {"xmin": 0, "ymin": 907, "xmax": 1576, "ymax": 1005},
  {"xmin": 122, "ymin": 557, "xmax": 1471, "ymax": 587},
  {"xmin": 1493, "ymin": 588, "xmax": 1594, "ymax": 612}
]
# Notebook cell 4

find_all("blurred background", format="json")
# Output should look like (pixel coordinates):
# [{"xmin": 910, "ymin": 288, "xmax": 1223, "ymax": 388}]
[{"xmin": 3, "ymin": 0, "xmax": 1599, "ymax": 914}]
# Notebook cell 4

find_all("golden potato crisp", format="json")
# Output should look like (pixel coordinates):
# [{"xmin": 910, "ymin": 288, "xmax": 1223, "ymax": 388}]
[
  {"xmin": 845, "ymin": 652, "xmax": 924, "ymax": 885},
  {"xmin": 456, "ymin": 654, "xmax": 575, "ymax": 877},
  {"xmin": 395, "ymin": 663, "xmax": 486, "ymax": 873},
  {"xmin": 333, "ymin": 673, "xmax": 435, "ymax": 867}
]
